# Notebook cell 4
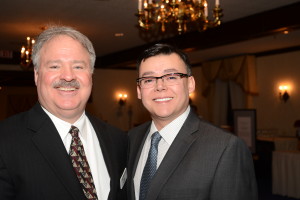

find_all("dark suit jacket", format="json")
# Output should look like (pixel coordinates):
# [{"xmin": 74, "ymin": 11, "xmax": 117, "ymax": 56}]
[
  {"xmin": 0, "ymin": 103, "xmax": 127, "ymax": 200},
  {"xmin": 127, "ymin": 110, "xmax": 258, "ymax": 200}
]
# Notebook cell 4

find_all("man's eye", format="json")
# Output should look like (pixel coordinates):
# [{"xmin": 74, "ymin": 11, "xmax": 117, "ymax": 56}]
[
  {"xmin": 166, "ymin": 75, "xmax": 178, "ymax": 80},
  {"xmin": 49, "ymin": 65, "xmax": 59, "ymax": 69},
  {"xmin": 74, "ymin": 66, "xmax": 84, "ymax": 69},
  {"xmin": 143, "ymin": 79, "xmax": 154, "ymax": 84}
]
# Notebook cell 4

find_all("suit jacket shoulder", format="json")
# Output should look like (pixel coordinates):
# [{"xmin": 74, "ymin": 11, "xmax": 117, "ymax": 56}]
[
  {"xmin": 0, "ymin": 104, "xmax": 128, "ymax": 200},
  {"xmin": 127, "ymin": 110, "xmax": 257, "ymax": 200}
]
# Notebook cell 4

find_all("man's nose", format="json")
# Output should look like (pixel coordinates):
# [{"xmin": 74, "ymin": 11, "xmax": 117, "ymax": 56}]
[
  {"xmin": 60, "ymin": 66, "xmax": 75, "ymax": 81},
  {"xmin": 155, "ymin": 78, "xmax": 166, "ymax": 91}
]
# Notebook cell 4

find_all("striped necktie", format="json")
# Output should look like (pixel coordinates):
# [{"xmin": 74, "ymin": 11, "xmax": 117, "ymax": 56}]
[
  {"xmin": 139, "ymin": 131, "xmax": 162, "ymax": 200},
  {"xmin": 69, "ymin": 125, "xmax": 98, "ymax": 200}
]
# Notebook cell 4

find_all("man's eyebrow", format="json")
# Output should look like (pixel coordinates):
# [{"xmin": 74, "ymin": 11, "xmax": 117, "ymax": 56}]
[
  {"xmin": 45, "ymin": 60, "xmax": 61, "ymax": 65},
  {"xmin": 141, "ymin": 71, "xmax": 155, "ymax": 77},
  {"xmin": 45, "ymin": 60, "xmax": 87, "ymax": 65},
  {"xmin": 163, "ymin": 68, "xmax": 178, "ymax": 73},
  {"xmin": 141, "ymin": 68, "xmax": 178, "ymax": 77},
  {"xmin": 71, "ymin": 60, "xmax": 87, "ymax": 65}
]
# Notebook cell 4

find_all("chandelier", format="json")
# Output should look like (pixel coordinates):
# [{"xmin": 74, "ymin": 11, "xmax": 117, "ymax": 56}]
[
  {"xmin": 20, "ymin": 36, "xmax": 35, "ymax": 70},
  {"xmin": 136, "ymin": 0, "xmax": 223, "ymax": 34}
]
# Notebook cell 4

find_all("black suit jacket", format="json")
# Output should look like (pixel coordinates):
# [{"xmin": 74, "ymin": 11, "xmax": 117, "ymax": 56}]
[
  {"xmin": 127, "ymin": 110, "xmax": 258, "ymax": 200},
  {"xmin": 0, "ymin": 103, "xmax": 127, "ymax": 200}
]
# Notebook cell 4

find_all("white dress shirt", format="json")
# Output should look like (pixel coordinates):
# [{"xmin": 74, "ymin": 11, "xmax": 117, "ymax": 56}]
[
  {"xmin": 42, "ymin": 107, "xmax": 110, "ymax": 200},
  {"xmin": 134, "ymin": 106, "xmax": 191, "ymax": 200}
]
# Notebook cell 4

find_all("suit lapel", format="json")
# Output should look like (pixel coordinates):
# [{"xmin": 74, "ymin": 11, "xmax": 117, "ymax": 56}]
[
  {"xmin": 29, "ymin": 104, "xmax": 85, "ymax": 200},
  {"xmin": 131, "ymin": 125, "xmax": 150, "ymax": 178},
  {"xmin": 87, "ymin": 114, "xmax": 116, "ymax": 199},
  {"xmin": 88, "ymin": 115, "xmax": 113, "ymax": 176},
  {"xmin": 128, "ymin": 122, "xmax": 151, "ymax": 200},
  {"xmin": 147, "ymin": 111, "xmax": 201, "ymax": 200}
]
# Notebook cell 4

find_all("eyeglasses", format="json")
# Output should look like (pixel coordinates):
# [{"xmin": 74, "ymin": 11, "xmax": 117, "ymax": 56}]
[{"xmin": 136, "ymin": 73, "xmax": 190, "ymax": 88}]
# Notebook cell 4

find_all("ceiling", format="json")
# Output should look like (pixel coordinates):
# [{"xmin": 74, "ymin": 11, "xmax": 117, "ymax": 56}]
[{"xmin": 1, "ymin": 0, "xmax": 300, "ymax": 71}]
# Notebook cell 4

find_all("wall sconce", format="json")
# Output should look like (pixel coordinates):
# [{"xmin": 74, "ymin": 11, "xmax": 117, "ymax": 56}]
[
  {"xmin": 189, "ymin": 92, "xmax": 195, "ymax": 103},
  {"xmin": 189, "ymin": 92, "xmax": 195, "ymax": 100},
  {"xmin": 118, "ymin": 93, "xmax": 128, "ymax": 106},
  {"xmin": 279, "ymin": 85, "xmax": 290, "ymax": 102}
]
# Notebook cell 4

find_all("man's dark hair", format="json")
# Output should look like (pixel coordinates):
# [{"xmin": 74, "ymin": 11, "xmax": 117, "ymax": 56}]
[{"xmin": 136, "ymin": 43, "xmax": 192, "ymax": 75}]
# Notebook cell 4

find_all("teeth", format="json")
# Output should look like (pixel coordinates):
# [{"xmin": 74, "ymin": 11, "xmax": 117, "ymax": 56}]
[
  {"xmin": 154, "ymin": 97, "xmax": 173, "ymax": 102},
  {"xmin": 58, "ymin": 87, "xmax": 76, "ymax": 91}
]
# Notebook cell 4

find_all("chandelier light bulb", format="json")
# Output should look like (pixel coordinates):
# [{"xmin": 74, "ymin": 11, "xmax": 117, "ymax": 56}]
[
  {"xmin": 20, "ymin": 36, "xmax": 35, "ymax": 70},
  {"xmin": 136, "ymin": 0, "xmax": 223, "ymax": 34}
]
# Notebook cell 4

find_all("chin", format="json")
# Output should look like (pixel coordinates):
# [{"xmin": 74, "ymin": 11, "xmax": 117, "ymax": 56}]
[
  {"xmin": 57, "ymin": 101, "xmax": 82, "ymax": 111},
  {"xmin": 154, "ymin": 111, "xmax": 173, "ymax": 119}
]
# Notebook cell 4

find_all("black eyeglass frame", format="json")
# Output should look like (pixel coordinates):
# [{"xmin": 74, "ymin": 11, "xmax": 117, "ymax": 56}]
[{"xmin": 136, "ymin": 72, "xmax": 191, "ymax": 86}]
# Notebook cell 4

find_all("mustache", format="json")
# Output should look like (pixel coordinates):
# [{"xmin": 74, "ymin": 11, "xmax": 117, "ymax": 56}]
[{"xmin": 52, "ymin": 80, "xmax": 80, "ymax": 88}]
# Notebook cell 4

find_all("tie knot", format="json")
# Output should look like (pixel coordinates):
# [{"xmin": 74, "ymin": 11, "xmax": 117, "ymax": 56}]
[
  {"xmin": 151, "ymin": 131, "xmax": 162, "ymax": 146},
  {"xmin": 69, "ymin": 125, "xmax": 79, "ymax": 138}
]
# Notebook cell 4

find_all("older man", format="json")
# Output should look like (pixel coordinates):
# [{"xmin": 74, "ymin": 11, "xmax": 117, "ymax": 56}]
[{"xmin": 0, "ymin": 26, "xmax": 127, "ymax": 200}]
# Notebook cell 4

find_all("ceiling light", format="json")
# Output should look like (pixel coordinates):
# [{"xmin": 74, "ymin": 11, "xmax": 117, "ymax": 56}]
[
  {"xmin": 136, "ymin": 0, "xmax": 223, "ymax": 34},
  {"xmin": 283, "ymin": 30, "xmax": 289, "ymax": 34},
  {"xmin": 20, "ymin": 36, "xmax": 35, "ymax": 70},
  {"xmin": 114, "ymin": 33, "xmax": 124, "ymax": 37}
]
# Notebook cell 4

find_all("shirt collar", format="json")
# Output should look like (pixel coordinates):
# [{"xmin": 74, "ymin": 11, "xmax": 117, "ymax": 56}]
[
  {"xmin": 149, "ymin": 106, "xmax": 190, "ymax": 145},
  {"xmin": 41, "ymin": 106, "xmax": 87, "ymax": 140}
]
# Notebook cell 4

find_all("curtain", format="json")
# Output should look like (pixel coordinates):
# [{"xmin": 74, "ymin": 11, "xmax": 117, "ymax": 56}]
[{"xmin": 199, "ymin": 55, "xmax": 258, "ymax": 126}]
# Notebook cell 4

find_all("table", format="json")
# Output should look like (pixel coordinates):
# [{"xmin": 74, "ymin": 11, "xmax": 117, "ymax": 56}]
[{"xmin": 272, "ymin": 150, "xmax": 300, "ymax": 199}]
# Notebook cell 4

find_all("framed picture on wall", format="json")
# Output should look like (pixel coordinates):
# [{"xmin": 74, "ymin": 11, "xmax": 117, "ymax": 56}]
[{"xmin": 233, "ymin": 109, "xmax": 256, "ymax": 153}]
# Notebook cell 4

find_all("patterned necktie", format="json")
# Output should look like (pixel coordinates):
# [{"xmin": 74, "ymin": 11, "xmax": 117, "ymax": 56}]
[
  {"xmin": 139, "ymin": 131, "xmax": 162, "ymax": 200},
  {"xmin": 69, "ymin": 125, "xmax": 98, "ymax": 200}
]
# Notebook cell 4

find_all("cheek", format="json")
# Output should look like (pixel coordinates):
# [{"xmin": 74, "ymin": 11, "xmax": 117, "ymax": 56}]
[
  {"xmin": 174, "ymin": 86, "xmax": 189, "ymax": 101},
  {"xmin": 139, "ymin": 89, "xmax": 153, "ymax": 102},
  {"xmin": 78, "ymin": 74, "xmax": 92, "ymax": 86},
  {"xmin": 37, "ymin": 73, "xmax": 53, "ymax": 88}
]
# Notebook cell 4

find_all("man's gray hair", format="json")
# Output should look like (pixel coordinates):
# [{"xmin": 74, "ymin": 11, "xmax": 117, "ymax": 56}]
[{"xmin": 32, "ymin": 26, "xmax": 96, "ymax": 73}]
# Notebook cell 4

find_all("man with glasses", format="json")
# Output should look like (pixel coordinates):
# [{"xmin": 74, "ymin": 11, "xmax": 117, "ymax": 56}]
[{"xmin": 127, "ymin": 44, "xmax": 258, "ymax": 200}]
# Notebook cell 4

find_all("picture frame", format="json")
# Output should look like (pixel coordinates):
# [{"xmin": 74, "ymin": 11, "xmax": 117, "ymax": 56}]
[{"xmin": 233, "ymin": 109, "xmax": 256, "ymax": 153}]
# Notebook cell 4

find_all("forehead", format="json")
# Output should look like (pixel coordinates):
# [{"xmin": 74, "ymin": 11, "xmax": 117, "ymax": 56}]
[
  {"xmin": 139, "ymin": 53, "xmax": 187, "ymax": 76},
  {"xmin": 39, "ymin": 35, "xmax": 89, "ymax": 60},
  {"xmin": 42, "ymin": 35, "xmax": 82, "ymax": 50}
]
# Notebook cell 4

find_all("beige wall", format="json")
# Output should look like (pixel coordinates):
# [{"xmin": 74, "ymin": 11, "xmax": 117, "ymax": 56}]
[
  {"xmin": 1, "ymin": 50, "xmax": 299, "ymax": 134},
  {"xmin": 253, "ymin": 51, "xmax": 300, "ymax": 136},
  {"xmin": 189, "ymin": 51, "xmax": 300, "ymax": 137},
  {"xmin": 87, "ymin": 69, "xmax": 150, "ymax": 131}
]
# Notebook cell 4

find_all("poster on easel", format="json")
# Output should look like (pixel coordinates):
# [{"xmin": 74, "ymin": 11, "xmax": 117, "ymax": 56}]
[{"xmin": 233, "ymin": 109, "xmax": 256, "ymax": 153}]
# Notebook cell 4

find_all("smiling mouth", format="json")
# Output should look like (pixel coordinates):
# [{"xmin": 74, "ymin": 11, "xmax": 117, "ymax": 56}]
[
  {"xmin": 154, "ymin": 97, "xmax": 173, "ymax": 102},
  {"xmin": 56, "ymin": 87, "xmax": 78, "ymax": 91}
]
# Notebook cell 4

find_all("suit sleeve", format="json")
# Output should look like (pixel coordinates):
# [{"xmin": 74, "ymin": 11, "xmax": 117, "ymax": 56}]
[
  {"xmin": 0, "ymin": 154, "xmax": 15, "ymax": 199},
  {"xmin": 210, "ymin": 136, "xmax": 258, "ymax": 200}
]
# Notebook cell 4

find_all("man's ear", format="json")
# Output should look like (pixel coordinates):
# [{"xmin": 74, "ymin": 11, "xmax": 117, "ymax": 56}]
[
  {"xmin": 34, "ymin": 68, "xmax": 38, "ymax": 86},
  {"xmin": 188, "ymin": 76, "xmax": 195, "ymax": 94},
  {"xmin": 137, "ymin": 85, "xmax": 142, "ymax": 100}
]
